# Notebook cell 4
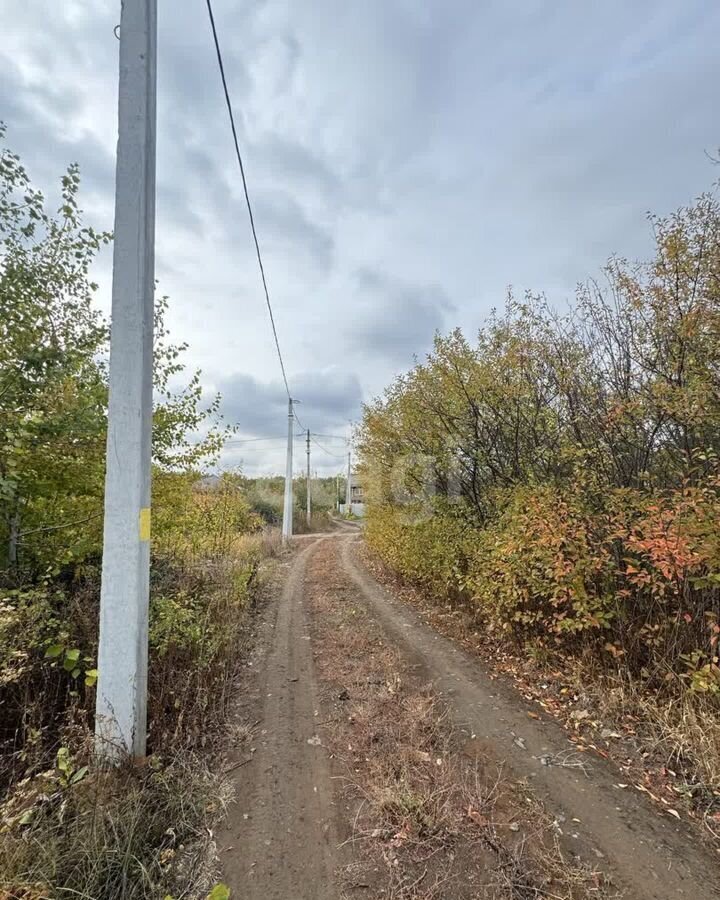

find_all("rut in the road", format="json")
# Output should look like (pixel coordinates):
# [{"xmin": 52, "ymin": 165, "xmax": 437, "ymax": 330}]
[
  {"xmin": 340, "ymin": 536, "xmax": 718, "ymax": 900},
  {"xmin": 219, "ymin": 537, "xmax": 338, "ymax": 900},
  {"xmin": 219, "ymin": 532, "xmax": 717, "ymax": 900}
]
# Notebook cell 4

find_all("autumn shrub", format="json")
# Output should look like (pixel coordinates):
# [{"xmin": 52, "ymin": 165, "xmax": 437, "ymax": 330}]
[
  {"xmin": 1, "ymin": 528, "xmax": 275, "ymax": 788},
  {"xmin": 360, "ymin": 182, "xmax": 720, "ymax": 717},
  {"xmin": 152, "ymin": 470, "xmax": 263, "ymax": 561},
  {"xmin": 0, "ymin": 530, "xmax": 278, "ymax": 897},
  {"xmin": 147, "ymin": 530, "xmax": 277, "ymax": 748},
  {"xmin": 607, "ymin": 482, "xmax": 720, "ymax": 689},
  {"xmin": 462, "ymin": 486, "xmax": 617, "ymax": 644},
  {"xmin": 0, "ymin": 575, "xmax": 99, "ymax": 790},
  {"xmin": 365, "ymin": 502, "xmax": 472, "ymax": 601}
]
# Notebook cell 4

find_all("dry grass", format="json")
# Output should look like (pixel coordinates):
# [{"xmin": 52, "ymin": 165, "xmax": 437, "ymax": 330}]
[
  {"xmin": 0, "ymin": 752, "xmax": 230, "ymax": 900},
  {"xmin": 361, "ymin": 545, "xmax": 720, "ymax": 841},
  {"xmin": 581, "ymin": 672, "xmax": 720, "ymax": 821},
  {"xmin": 0, "ymin": 528, "xmax": 283, "ymax": 899},
  {"xmin": 306, "ymin": 542, "xmax": 610, "ymax": 900}
]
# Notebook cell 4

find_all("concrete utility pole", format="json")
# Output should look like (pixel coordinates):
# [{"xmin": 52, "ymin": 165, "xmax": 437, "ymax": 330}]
[
  {"xmin": 336, "ymin": 474, "xmax": 340, "ymax": 510},
  {"xmin": 345, "ymin": 450, "xmax": 352, "ymax": 514},
  {"xmin": 306, "ymin": 429, "xmax": 312, "ymax": 526},
  {"xmin": 95, "ymin": 0, "xmax": 157, "ymax": 759},
  {"xmin": 282, "ymin": 398, "xmax": 294, "ymax": 541}
]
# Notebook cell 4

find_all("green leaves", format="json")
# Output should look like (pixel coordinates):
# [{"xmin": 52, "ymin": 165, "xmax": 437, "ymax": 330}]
[
  {"xmin": 70, "ymin": 765, "xmax": 89, "ymax": 785},
  {"xmin": 62, "ymin": 648, "xmax": 80, "ymax": 672},
  {"xmin": 1, "ymin": 129, "xmax": 109, "ymax": 572},
  {"xmin": 0, "ymin": 126, "xmax": 232, "ymax": 574},
  {"xmin": 56, "ymin": 746, "xmax": 71, "ymax": 776},
  {"xmin": 43, "ymin": 642, "xmax": 97, "ymax": 686},
  {"xmin": 56, "ymin": 747, "xmax": 89, "ymax": 787}
]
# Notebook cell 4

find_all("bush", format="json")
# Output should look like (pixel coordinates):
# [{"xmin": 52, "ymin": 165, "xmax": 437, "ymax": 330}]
[
  {"xmin": 365, "ymin": 503, "xmax": 471, "ymax": 601},
  {"xmin": 0, "ymin": 531, "xmax": 278, "ymax": 897},
  {"xmin": 464, "ymin": 486, "xmax": 616, "ymax": 643},
  {"xmin": 360, "ymin": 184, "xmax": 720, "ymax": 704}
]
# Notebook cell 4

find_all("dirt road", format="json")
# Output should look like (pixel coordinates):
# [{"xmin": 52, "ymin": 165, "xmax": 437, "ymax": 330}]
[
  {"xmin": 219, "ymin": 532, "xmax": 718, "ymax": 899},
  {"xmin": 219, "ymin": 537, "xmax": 339, "ymax": 900}
]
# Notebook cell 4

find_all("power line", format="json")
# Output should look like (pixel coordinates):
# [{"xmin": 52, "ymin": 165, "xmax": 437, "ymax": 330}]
[
  {"xmin": 311, "ymin": 436, "xmax": 346, "ymax": 459},
  {"xmin": 222, "ymin": 446, "xmax": 286, "ymax": 453},
  {"xmin": 224, "ymin": 436, "xmax": 286, "ymax": 445},
  {"xmin": 293, "ymin": 407, "xmax": 307, "ymax": 432},
  {"xmin": 311, "ymin": 433, "xmax": 350, "ymax": 442},
  {"xmin": 204, "ymin": 0, "xmax": 290, "ymax": 398}
]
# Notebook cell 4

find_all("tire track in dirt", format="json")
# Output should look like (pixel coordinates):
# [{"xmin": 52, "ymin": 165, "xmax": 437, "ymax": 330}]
[
  {"xmin": 306, "ymin": 536, "xmax": 607, "ymax": 899},
  {"xmin": 219, "ymin": 537, "xmax": 339, "ymax": 900},
  {"xmin": 340, "ymin": 535, "xmax": 719, "ymax": 900}
]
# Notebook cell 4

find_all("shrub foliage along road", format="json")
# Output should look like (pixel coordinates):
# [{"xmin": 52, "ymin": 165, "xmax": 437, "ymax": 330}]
[
  {"xmin": 0, "ymin": 127, "xmax": 269, "ymax": 897},
  {"xmin": 0, "ymin": 125, "xmax": 345, "ymax": 898},
  {"xmin": 359, "ymin": 186, "xmax": 720, "ymax": 698}
]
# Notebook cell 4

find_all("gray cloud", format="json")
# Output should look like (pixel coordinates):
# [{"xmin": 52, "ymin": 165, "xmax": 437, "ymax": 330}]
[
  {"xmin": 3, "ymin": 0, "xmax": 720, "ymax": 472},
  {"xmin": 254, "ymin": 191, "xmax": 335, "ymax": 269},
  {"xmin": 348, "ymin": 268, "xmax": 456, "ymax": 363},
  {"xmin": 252, "ymin": 135, "xmax": 341, "ymax": 200},
  {"xmin": 217, "ymin": 370, "xmax": 363, "ymax": 436},
  {"xmin": 211, "ymin": 369, "xmax": 362, "ymax": 475}
]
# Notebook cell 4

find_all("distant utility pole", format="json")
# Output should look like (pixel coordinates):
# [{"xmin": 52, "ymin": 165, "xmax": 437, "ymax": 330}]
[
  {"xmin": 345, "ymin": 450, "xmax": 352, "ymax": 514},
  {"xmin": 95, "ymin": 0, "xmax": 157, "ymax": 759},
  {"xmin": 335, "ymin": 473, "xmax": 340, "ymax": 510},
  {"xmin": 306, "ymin": 429, "xmax": 312, "ymax": 526},
  {"xmin": 282, "ymin": 398, "xmax": 294, "ymax": 541}
]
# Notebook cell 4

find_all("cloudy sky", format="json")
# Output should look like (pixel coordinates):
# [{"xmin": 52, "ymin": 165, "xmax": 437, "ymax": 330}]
[{"xmin": 3, "ymin": 0, "xmax": 719, "ymax": 474}]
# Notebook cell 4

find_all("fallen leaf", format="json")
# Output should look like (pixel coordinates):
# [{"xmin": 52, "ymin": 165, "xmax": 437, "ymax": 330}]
[{"xmin": 466, "ymin": 805, "xmax": 488, "ymax": 827}]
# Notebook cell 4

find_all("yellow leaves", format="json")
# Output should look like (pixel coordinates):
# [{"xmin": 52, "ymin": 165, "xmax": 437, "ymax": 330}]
[
  {"xmin": 360, "ymin": 187, "xmax": 720, "ymax": 696},
  {"xmin": 206, "ymin": 886, "xmax": 230, "ymax": 900}
]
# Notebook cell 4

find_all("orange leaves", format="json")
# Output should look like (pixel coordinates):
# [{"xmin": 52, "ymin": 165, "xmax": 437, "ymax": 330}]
[
  {"xmin": 618, "ymin": 489, "xmax": 715, "ymax": 613},
  {"xmin": 460, "ymin": 485, "xmax": 619, "ymax": 643},
  {"xmin": 604, "ymin": 642, "xmax": 626, "ymax": 659}
]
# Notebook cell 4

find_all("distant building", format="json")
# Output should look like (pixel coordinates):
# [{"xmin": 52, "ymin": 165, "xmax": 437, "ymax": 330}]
[
  {"xmin": 349, "ymin": 473, "xmax": 363, "ymax": 503},
  {"xmin": 340, "ymin": 472, "xmax": 365, "ymax": 517}
]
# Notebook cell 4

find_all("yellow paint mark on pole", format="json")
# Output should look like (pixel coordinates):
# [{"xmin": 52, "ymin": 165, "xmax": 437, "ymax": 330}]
[{"xmin": 139, "ymin": 507, "xmax": 151, "ymax": 542}]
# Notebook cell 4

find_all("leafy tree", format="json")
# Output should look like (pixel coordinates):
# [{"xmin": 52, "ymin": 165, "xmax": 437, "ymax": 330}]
[
  {"xmin": 359, "ymin": 184, "xmax": 720, "ymax": 688},
  {"xmin": 0, "ymin": 126, "xmax": 232, "ymax": 574},
  {"xmin": 0, "ymin": 125, "xmax": 110, "ymax": 570}
]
